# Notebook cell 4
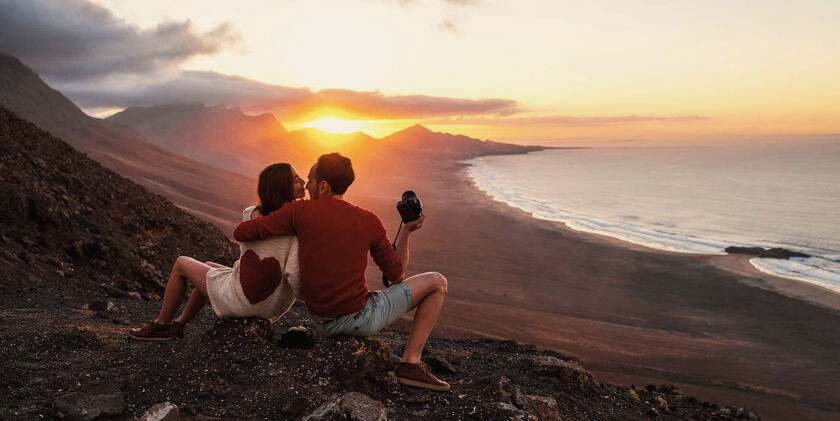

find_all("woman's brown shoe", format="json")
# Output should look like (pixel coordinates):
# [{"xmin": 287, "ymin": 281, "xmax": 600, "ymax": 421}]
[
  {"xmin": 128, "ymin": 320, "xmax": 184, "ymax": 341},
  {"xmin": 395, "ymin": 362, "xmax": 451, "ymax": 391}
]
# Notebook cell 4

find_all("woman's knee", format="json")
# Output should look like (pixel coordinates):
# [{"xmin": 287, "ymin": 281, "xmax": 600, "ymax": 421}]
[{"xmin": 174, "ymin": 255, "xmax": 191, "ymax": 269}]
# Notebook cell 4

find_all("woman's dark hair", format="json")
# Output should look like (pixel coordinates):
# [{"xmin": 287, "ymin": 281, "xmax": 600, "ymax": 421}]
[{"xmin": 255, "ymin": 163, "xmax": 295, "ymax": 215}]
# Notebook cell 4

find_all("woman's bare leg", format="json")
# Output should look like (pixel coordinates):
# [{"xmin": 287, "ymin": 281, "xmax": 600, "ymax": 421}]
[
  {"xmin": 173, "ymin": 261, "xmax": 227, "ymax": 325},
  {"xmin": 204, "ymin": 261, "xmax": 227, "ymax": 269},
  {"xmin": 155, "ymin": 256, "xmax": 211, "ymax": 324}
]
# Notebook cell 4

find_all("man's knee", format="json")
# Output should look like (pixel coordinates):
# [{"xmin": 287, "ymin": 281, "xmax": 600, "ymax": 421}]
[{"xmin": 430, "ymin": 272, "xmax": 447, "ymax": 295}]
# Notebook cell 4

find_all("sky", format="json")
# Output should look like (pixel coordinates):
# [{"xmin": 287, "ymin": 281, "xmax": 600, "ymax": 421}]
[{"xmin": 1, "ymin": 0, "xmax": 838, "ymax": 145}]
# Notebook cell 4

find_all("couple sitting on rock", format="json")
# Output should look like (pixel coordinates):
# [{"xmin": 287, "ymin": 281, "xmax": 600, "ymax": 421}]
[{"xmin": 128, "ymin": 153, "xmax": 450, "ymax": 391}]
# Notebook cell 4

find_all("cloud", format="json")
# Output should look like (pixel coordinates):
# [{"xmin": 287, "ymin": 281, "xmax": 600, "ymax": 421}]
[
  {"xmin": 444, "ymin": 0, "xmax": 481, "ymax": 5},
  {"xmin": 61, "ymin": 70, "xmax": 520, "ymax": 120},
  {"xmin": 0, "ymin": 0, "xmax": 240, "ymax": 81},
  {"xmin": 437, "ymin": 20, "xmax": 461, "ymax": 33},
  {"xmin": 423, "ymin": 114, "xmax": 710, "ymax": 126}
]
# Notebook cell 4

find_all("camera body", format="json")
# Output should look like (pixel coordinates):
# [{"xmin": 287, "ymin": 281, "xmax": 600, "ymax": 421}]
[{"xmin": 396, "ymin": 190, "xmax": 423, "ymax": 223}]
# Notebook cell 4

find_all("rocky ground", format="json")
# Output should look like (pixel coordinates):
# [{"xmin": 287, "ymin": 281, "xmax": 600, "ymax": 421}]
[
  {"xmin": 0, "ymin": 294, "xmax": 761, "ymax": 420},
  {"xmin": 0, "ymin": 107, "xmax": 760, "ymax": 420}
]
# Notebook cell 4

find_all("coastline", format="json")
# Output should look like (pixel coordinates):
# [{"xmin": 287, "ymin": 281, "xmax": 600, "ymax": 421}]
[
  {"xmin": 355, "ymin": 159, "xmax": 840, "ymax": 421},
  {"xmin": 467, "ymin": 173, "xmax": 840, "ymax": 313}
]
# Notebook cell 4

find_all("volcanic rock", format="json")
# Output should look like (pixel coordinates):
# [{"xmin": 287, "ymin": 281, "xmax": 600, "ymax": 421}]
[
  {"xmin": 50, "ymin": 380, "xmax": 125, "ymax": 421},
  {"xmin": 303, "ymin": 392, "xmax": 387, "ymax": 421},
  {"xmin": 140, "ymin": 402, "xmax": 180, "ymax": 421},
  {"xmin": 724, "ymin": 246, "xmax": 810, "ymax": 259}
]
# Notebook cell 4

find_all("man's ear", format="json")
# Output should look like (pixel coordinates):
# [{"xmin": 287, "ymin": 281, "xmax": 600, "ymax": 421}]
[{"xmin": 318, "ymin": 180, "xmax": 331, "ymax": 196}]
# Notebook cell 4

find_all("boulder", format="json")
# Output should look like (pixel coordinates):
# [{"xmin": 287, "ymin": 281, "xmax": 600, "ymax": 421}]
[
  {"xmin": 527, "ymin": 355, "xmax": 597, "ymax": 388},
  {"xmin": 50, "ymin": 380, "xmax": 125, "ymax": 421},
  {"xmin": 140, "ymin": 402, "xmax": 180, "ymax": 421},
  {"xmin": 303, "ymin": 392, "xmax": 386, "ymax": 421}
]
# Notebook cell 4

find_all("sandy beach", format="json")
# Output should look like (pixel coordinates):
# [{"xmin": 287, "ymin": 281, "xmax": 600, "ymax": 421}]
[{"xmin": 343, "ymin": 159, "xmax": 840, "ymax": 421}]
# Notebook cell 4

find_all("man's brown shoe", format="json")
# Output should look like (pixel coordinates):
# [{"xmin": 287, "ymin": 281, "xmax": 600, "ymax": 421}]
[
  {"xmin": 128, "ymin": 320, "xmax": 185, "ymax": 341},
  {"xmin": 395, "ymin": 362, "xmax": 451, "ymax": 391}
]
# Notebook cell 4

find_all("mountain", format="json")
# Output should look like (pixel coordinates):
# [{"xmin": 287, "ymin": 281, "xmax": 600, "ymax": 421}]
[
  {"xmin": 0, "ymin": 106, "xmax": 237, "ymax": 297},
  {"xmin": 379, "ymin": 124, "xmax": 542, "ymax": 160},
  {"xmin": 107, "ymin": 104, "xmax": 300, "ymax": 176},
  {"xmin": 0, "ymin": 53, "xmax": 254, "ymax": 232},
  {"xmin": 107, "ymin": 106, "xmax": 543, "ymax": 180}
]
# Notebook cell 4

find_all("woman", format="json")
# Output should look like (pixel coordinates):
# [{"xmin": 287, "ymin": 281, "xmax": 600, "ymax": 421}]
[{"xmin": 128, "ymin": 163, "xmax": 306, "ymax": 341}]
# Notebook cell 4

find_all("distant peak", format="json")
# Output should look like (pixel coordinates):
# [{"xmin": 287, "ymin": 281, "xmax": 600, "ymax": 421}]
[{"xmin": 406, "ymin": 124, "xmax": 433, "ymax": 133}]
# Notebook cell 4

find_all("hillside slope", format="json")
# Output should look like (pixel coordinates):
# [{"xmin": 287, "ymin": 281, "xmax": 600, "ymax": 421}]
[
  {"xmin": 0, "ymin": 106, "xmax": 237, "ymax": 298},
  {"xmin": 0, "ymin": 53, "xmax": 254, "ymax": 232}
]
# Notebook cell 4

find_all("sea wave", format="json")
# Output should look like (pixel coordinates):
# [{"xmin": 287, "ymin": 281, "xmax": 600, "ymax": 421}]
[{"xmin": 465, "ymin": 152, "xmax": 840, "ymax": 293}]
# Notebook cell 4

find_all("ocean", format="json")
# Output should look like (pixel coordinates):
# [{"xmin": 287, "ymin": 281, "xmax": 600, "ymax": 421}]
[{"xmin": 466, "ymin": 141, "xmax": 840, "ymax": 293}]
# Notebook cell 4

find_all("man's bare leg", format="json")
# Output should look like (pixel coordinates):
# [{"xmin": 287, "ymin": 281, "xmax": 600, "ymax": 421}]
[
  {"xmin": 400, "ymin": 272, "xmax": 448, "ymax": 364},
  {"xmin": 155, "ymin": 256, "xmax": 211, "ymax": 325}
]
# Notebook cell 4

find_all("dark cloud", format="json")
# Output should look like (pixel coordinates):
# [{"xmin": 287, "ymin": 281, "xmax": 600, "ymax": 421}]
[
  {"xmin": 0, "ymin": 0, "xmax": 240, "ymax": 81},
  {"xmin": 62, "ymin": 71, "xmax": 520, "ymax": 120},
  {"xmin": 424, "ymin": 114, "xmax": 709, "ymax": 126}
]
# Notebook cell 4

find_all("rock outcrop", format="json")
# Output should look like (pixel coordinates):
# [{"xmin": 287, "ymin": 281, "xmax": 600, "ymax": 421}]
[{"xmin": 724, "ymin": 246, "xmax": 810, "ymax": 259}]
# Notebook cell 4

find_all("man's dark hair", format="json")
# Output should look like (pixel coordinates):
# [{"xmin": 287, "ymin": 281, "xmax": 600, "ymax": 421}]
[{"xmin": 316, "ymin": 153, "xmax": 355, "ymax": 194}]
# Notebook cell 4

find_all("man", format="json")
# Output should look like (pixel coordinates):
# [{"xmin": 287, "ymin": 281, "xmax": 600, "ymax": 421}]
[{"xmin": 233, "ymin": 153, "xmax": 450, "ymax": 391}]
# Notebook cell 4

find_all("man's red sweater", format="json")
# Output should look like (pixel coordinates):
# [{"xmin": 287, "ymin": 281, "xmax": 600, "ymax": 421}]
[{"xmin": 233, "ymin": 197, "xmax": 403, "ymax": 318}]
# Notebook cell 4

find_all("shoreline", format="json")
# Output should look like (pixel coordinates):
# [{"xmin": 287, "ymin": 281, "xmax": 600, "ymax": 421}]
[
  {"xmin": 461, "ymin": 160, "xmax": 840, "ymax": 313},
  {"xmin": 358, "ymin": 158, "xmax": 840, "ymax": 421}
]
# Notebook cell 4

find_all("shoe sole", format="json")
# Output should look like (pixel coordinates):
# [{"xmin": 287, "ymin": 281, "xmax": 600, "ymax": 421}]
[
  {"xmin": 127, "ymin": 334, "xmax": 174, "ymax": 341},
  {"xmin": 397, "ymin": 377, "xmax": 451, "ymax": 392}
]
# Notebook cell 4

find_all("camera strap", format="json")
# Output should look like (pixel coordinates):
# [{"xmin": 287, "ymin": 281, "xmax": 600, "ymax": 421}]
[{"xmin": 382, "ymin": 221, "xmax": 403, "ymax": 288}]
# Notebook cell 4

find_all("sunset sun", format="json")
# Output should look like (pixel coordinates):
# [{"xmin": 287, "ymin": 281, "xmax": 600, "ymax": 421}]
[{"xmin": 301, "ymin": 117, "xmax": 364, "ymax": 134}]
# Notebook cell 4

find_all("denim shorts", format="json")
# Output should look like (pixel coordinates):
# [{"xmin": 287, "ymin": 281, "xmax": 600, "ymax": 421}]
[{"xmin": 312, "ymin": 282, "xmax": 413, "ymax": 337}]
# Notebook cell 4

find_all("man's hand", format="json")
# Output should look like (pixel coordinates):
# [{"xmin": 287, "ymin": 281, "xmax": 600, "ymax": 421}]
[{"xmin": 404, "ymin": 214, "xmax": 425, "ymax": 233}]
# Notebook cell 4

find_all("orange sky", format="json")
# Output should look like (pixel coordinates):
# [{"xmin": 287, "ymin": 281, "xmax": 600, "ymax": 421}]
[{"xmin": 89, "ymin": 0, "xmax": 840, "ymax": 144}]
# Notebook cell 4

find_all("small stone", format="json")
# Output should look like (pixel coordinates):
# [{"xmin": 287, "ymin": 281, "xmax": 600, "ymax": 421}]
[
  {"xmin": 102, "ymin": 284, "xmax": 127, "ymax": 297},
  {"xmin": 645, "ymin": 384, "xmax": 657, "ymax": 392},
  {"xmin": 656, "ymin": 396, "xmax": 669, "ymax": 412},
  {"xmin": 140, "ymin": 402, "xmax": 180, "ymax": 421},
  {"xmin": 525, "ymin": 395, "xmax": 560, "ymax": 421},
  {"xmin": 106, "ymin": 301, "xmax": 119, "ymax": 313},
  {"xmin": 424, "ymin": 355, "xmax": 457, "ymax": 374},
  {"xmin": 279, "ymin": 326, "xmax": 317, "ymax": 349}
]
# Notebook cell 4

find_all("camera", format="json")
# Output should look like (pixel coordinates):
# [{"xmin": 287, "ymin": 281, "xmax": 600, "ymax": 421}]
[
  {"xmin": 383, "ymin": 190, "xmax": 423, "ymax": 287},
  {"xmin": 396, "ymin": 190, "xmax": 423, "ymax": 223}
]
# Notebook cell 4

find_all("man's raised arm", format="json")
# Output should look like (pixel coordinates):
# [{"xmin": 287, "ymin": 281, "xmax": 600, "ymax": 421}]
[
  {"xmin": 233, "ymin": 201, "xmax": 299, "ymax": 242},
  {"xmin": 371, "ymin": 219, "xmax": 404, "ymax": 284}
]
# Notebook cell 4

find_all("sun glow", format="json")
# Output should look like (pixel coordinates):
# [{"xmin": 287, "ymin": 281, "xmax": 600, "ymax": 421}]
[{"xmin": 301, "ymin": 118, "xmax": 365, "ymax": 134}]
